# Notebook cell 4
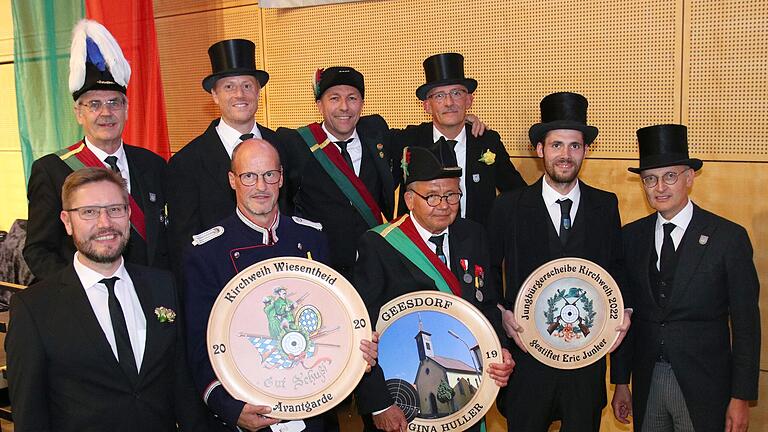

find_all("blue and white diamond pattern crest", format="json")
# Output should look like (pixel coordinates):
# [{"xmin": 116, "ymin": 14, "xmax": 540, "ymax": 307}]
[{"xmin": 246, "ymin": 336, "xmax": 316, "ymax": 369}]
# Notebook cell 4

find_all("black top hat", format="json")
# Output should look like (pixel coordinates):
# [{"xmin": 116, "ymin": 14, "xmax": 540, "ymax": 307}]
[
  {"xmin": 403, "ymin": 141, "xmax": 462, "ymax": 185},
  {"xmin": 416, "ymin": 53, "xmax": 478, "ymax": 101},
  {"xmin": 314, "ymin": 67, "xmax": 365, "ymax": 100},
  {"xmin": 528, "ymin": 92, "xmax": 599, "ymax": 146},
  {"xmin": 628, "ymin": 124, "xmax": 702, "ymax": 174},
  {"xmin": 202, "ymin": 39, "xmax": 269, "ymax": 93}
]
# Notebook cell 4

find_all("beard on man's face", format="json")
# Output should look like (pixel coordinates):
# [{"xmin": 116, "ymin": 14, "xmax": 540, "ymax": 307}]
[{"xmin": 73, "ymin": 228, "xmax": 129, "ymax": 264}]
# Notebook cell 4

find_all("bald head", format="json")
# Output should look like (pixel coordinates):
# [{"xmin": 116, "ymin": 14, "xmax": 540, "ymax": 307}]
[
  {"xmin": 228, "ymin": 139, "xmax": 283, "ymax": 227},
  {"xmin": 231, "ymin": 138, "xmax": 281, "ymax": 173}
]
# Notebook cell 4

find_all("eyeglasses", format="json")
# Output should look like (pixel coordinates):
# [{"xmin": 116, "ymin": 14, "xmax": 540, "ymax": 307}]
[
  {"xmin": 641, "ymin": 168, "xmax": 690, "ymax": 188},
  {"xmin": 236, "ymin": 170, "xmax": 282, "ymax": 186},
  {"xmin": 78, "ymin": 98, "xmax": 127, "ymax": 113},
  {"xmin": 409, "ymin": 189, "xmax": 462, "ymax": 207},
  {"xmin": 65, "ymin": 204, "xmax": 129, "ymax": 220},
  {"xmin": 426, "ymin": 88, "xmax": 468, "ymax": 103}
]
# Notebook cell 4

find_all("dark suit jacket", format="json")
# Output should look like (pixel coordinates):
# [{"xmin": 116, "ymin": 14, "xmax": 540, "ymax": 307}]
[
  {"xmin": 23, "ymin": 143, "xmax": 169, "ymax": 281},
  {"xmin": 391, "ymin": 122, "xmax": 526, "ymax": 226},
  {"xmin": 5, "ymin": 263, "xmax": 210, "ymax": 432},
  {"xmin": 611, "ymin": 205, "xmax": 761, "ymax": 432},
  {"xmin": 166, "ymin": 119, "xmax": 278, "ymax": 274},
  {"xmin": 488, "ymin": 178, "xmax": 625, "ymax": 418},
  {"xmin": 277, "ymin": 115, "xmax": 396, "ymax": 275},
  {"xmin": 352, "ymin": 217, "xmax": 504, "ymax": 419}
]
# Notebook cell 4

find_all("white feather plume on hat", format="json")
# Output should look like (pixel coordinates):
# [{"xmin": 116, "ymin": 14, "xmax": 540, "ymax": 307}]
[{"xmin": 68, "ymin": 19, "xmax": 131, "ymax": 94}]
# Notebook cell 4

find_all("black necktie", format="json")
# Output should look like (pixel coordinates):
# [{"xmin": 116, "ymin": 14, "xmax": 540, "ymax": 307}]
[
  {"xmin": 558, "ymin": 198, "xmax": 573, "ymax": 245},
  {"xmin": 428, "ymin": 234, "xmax": 447, "ymax": 265},
  {"xmin": 660, "ymin": 223, "xmax": 677, "ymax": 274},
  {"xmin": 104, "ymin": 156, "xmax": 120, "ymax": 173},
  {"xmin": 239, "ymin": 133, "xmax": 254, "ymax": 141},
  {"xmin": 435, "ymin": 136, "xmax": 459, "ymax": 166},
  {"xmin": 335, "ymin": 139, "xmax": 354, "ymax": 170},
  {"xmin": 100, "ymin": 277, "xmax": 139, "ymax": 381}
]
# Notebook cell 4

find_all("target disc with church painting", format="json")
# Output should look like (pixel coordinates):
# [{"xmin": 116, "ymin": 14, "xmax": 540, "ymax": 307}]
[
  {"xmin": 513, "ymin": 257, "xmax": 624, "ymax": 370},
  {"xmin": 207, "ymin": 257, "xmax": 371, "ymax": 419},
  {"xmin": 376, "ymin": 291, "xmax": 501, "ymax": 431}
]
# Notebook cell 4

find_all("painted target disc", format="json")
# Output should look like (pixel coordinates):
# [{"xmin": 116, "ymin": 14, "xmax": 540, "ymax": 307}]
[
  {"xmin": 513, "ymin": 257, "xmax": 624, "ymax": 369},
  {"xmin": 207, "ymin": 257, "xmax": 371, "ymax": 419}
]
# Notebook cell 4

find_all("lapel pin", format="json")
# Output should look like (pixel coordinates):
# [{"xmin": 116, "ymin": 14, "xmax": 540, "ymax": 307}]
[
  {"xmin": 472, "ymin": 173, "xmax": 480, "ymax": 183},
  {"xmin": 376, "ymin": 143, "xmax": 383, "ymax": 150},
  {"xmin": 297, "ymin": 242, "xmax": 303, "ymax": 250},
  {"xmin": 475, "ymin": 290, "xmax": 484, "ymax": 302},
  {"xmin": 699, "ymin": 235, "xmax": 708, "ymax": 245},
  {"xmin": 149, "ymin": 192, "xmax": 156, "ymax": 202},
  {"xmin": 379, "ymin": 151, "xmax": 385, "ymax": 159},
  {"xmin": 233, "ymin": 251, "xmax": 240, "ymax": 259}
]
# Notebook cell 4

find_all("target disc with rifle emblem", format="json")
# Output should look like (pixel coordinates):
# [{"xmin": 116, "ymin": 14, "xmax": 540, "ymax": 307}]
[
  {"xmin": 514, "ymin": 257, "xmax": 624, "ymax": 369},
  {"xmin": 207, "ymin": 257, "xmax": 371, "ymax": 419}
]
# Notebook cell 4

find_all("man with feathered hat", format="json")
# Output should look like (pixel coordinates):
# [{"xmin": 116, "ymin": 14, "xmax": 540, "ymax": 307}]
[
  {"xmin": 353, "ymin": 142, "xmax": 514, "ymax": 432},
  {"xmin": 23, "ymin": 19, "xmax": 169, "ymax": 281},
  {"xmin": 275, "ymin": 66, "xmax": 396, "ymax": 282},
  {"xmin": 489, "ymin": 92, "xmax": 630, "ymax": 431}
]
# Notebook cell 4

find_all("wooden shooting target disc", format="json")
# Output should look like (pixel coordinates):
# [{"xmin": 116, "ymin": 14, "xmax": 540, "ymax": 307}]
[
  {"xmin": 376, "ymin": 291, "xmax": 502, "ymax": 431},
  {"xmin": 207, "ymin": 257, "xmax": 372, "ymax": 419},
  {"xmin": 514, "ymin": 258, "xmax": 624, "ymax": 370}
]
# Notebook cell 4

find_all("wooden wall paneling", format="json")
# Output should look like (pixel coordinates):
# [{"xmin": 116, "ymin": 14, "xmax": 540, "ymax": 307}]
[
  {"xmin": 683, "ymin": 0, "xmax": 768, "ymax": 161},
  {"xmin": 155, "ymin": 4, "xmax": 267, "ymax": 152}
]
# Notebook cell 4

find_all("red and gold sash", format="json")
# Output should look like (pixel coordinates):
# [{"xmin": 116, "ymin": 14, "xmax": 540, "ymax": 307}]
[
  {"xmin": 297, "ymin": 123, "xmax": 384, "ymax": 227},
  {"xmin": 373, "ymin": 215, "xmax": 461, "ymax": 296}
]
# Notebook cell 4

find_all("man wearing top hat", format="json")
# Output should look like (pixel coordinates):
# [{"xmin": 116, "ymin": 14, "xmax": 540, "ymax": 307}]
[
  {"xmin": 392, "ymin": 53, "xmax": 526, "ymax": 227},
  {"xmin": 353, "ymin": 143, "xmax": 514, "ymax": 432},
  {"xmin": 489, "ymin": 92, "xmax": 629, "ymax": 431},
  {"xmin": 610, "ymin": 125, "xmax": 760, "ymax": 432},
  {"xmin": 166, "ymin": 39, "xmax": 280, "ymax": 275},
  {"xmin": 275, "ymin": 67, "xmax": 397, "ymax": 281},
  {"xmin": 24, "ymin": 19, "xmax": 169, "ymax": 281}
]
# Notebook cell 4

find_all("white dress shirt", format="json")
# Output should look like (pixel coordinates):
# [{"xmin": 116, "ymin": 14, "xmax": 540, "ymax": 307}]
[
  {"xmin": 323, "ymin": 123, "xmax": 362, "ymax": 176},
  {"xmin": 73, "ymin": 253, "xmax": 147, "ymax": 371},
  {"xmin": 411, "ymin": 212, "xmax": 451, "ymax": 270},
  {"xmin": 432, "ymin": 126, "xmax": 468, "ymax": 218},
  {"xmin": 86, "ymin": 138, "xmax": 131, "ymax": 193},
  {"xmin": 654, "ymin": 199, "xmax": 693, "ymax": 270},
  {"xmin": 215, "ymin": 119, "xmax": 262, "ymax": 158},
  {"xmin": 541, "ymin": 176, "xmax": 581, "ymax": 235}
]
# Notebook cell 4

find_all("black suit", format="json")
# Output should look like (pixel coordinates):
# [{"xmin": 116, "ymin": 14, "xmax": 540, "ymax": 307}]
[
  {"xmin": 611, "ymin": 204, "xmax": 760, "ymax": 432},
  {"xmin": 391, "ymin": 122, "xmax": 526, "ymax": 226},
  {"xmin": 353, "ymin": 217, "xmax": 504, "ymax": 431},
  {"xmin": 166, "ymin": 119, "xmax": 278, "ymax": 274},
  {"xmin": 23, "ymin": 143, "xmax": 169, "ymax": 281},
  {"xmin": 277, "ymin": 115, "xmax": 396, "ymax": 277},
  {"xmin": 5, "ymin": 263, "xmax": 210, "ymax": 432},
  {"xmin": 488, "ymin": 178, "xmax": 625, "ymax": 431}
]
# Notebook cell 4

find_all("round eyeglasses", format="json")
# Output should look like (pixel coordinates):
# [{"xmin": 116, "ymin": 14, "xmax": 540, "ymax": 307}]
[
  {"xmin": 409, "ymin": 190, "xmax": 462, "ymax": 207},
  {"xmin": 641, "ymin": 168, "xmax": 690, "ymax": 188},
  {"xmin": 236, "ymin": 170, "xmax": 282, "ymax": 186}
]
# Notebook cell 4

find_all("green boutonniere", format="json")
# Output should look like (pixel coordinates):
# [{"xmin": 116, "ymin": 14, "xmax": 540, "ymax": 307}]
[{"xmin": 154, "ymin": 306, "xmax": 176, "ymax": 323}]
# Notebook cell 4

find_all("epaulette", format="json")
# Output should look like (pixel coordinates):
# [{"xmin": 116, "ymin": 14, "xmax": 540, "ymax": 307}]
[
  {"xmin": 191, "ymin": 226, "xmax": 224, "ymax": 246},
  {"xmin": 292, "ymin": 216, "xmax": 323, "ymax": 231}
]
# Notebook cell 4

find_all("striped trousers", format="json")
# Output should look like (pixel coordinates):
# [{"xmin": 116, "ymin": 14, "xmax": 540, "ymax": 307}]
[{"xmin": 642, "ymin": 362, "xmax": 695, "ymax": 432}]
